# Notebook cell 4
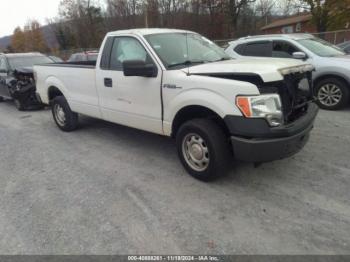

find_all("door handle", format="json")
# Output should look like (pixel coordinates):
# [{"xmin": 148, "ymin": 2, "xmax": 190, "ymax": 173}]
[{"xmin": 104, "ymin": 78, "xmax": 113, "ymax": 88}]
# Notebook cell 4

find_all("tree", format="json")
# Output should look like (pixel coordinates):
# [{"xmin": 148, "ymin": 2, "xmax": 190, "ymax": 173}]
[
  {"xmin": 302, "ymin": 0, "xmax": 350, "ymax": 32},
  {"xmin": 256, "ymin": 0, "xmax": 275, "ymax": 26},
  {"xmin": 25, "ymin": 20, "xmax": 50, "ymax": 52},
  {"xmin": 58, "ymin": 0, "xmax": 105, "ymax": 48},
  {"xmin": 11, "ymin": 27, "xmax": 26, "ymax": 52},
  {"xmin": 225, "ymin": 0, "xmax": 256, "ymax": 34},
  {"xmin": 49, "ymin": 19, "xmax": 77, "ymax": 50}
]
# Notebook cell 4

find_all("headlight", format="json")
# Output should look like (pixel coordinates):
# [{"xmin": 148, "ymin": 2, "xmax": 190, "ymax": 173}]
[
  {"xmin": 236, "ymin": 94, "xmax": 283, "ymax": 127},
  {"xmin": 279, "ymin": 64, "xmax": 314, "ymax": 75}
]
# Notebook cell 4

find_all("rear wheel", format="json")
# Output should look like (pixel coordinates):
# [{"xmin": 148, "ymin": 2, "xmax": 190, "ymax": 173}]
[
  {"xmin": 315, "ymin": 78, "xmax": 349, "ymax": 110},
  {"xmin": 176, "ymin": 118, "xmax": 232, "ymax": 181},
  {"xmin": 0, "ymin": 96, "xmax": 4, "ymax": 102},
  {"xmin": 52, "ymin": 96, "xmax": 78, "ymax": 132}
]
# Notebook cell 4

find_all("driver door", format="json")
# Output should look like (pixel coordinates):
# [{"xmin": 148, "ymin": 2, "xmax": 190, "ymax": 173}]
[
  {"xmin": 0, "ymin": 57, "xmax": 11, "ymax": 99},
  {"xmin": 96, "ymin": 36, "xmax": 163, "ymax": 134}
]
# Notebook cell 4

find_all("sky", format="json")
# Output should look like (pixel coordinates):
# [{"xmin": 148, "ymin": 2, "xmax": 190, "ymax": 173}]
[{"xmin": 0, "ymin": 0, "xmax": 62, "ymax": 37}]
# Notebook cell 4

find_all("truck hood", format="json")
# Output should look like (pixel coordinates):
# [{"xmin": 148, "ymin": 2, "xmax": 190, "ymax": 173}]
[
  {"xmin": 186, "ymin": 58, "xmax": 313, "ymax": 82},
  {"xmin": 327, "ymin": 55, "xmax": 350, "ymax": 63}
]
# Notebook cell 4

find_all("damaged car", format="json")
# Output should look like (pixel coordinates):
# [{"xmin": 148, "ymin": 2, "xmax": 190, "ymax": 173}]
[{"xmin": 0, "ymin": 53, "xmax": 54, "ymax": 110}]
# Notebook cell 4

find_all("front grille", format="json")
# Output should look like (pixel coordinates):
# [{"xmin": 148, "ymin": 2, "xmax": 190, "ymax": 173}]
[{"xmin": 259, "ymin": 71, "xmax": 314, "ymax": 124}]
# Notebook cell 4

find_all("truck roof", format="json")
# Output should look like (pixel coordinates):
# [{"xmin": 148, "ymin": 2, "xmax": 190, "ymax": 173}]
[{"xmin": 108, "ymin": 28, "xmax": 195, "ymax": 37}]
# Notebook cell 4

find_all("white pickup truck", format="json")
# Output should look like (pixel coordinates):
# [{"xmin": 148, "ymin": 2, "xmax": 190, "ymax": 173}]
[{"xmin": 34, "ymin": 29, "xmax": 318, "ymax": 181}]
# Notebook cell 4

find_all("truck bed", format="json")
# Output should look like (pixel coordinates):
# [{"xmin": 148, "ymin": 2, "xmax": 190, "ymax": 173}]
[
  {"xmin": 43, "ymin": 60, "xmax": 96, "ymax": 68},
  {"xmin": 34, "ymin": 61, "xmax": 99, "ymax": 115}
]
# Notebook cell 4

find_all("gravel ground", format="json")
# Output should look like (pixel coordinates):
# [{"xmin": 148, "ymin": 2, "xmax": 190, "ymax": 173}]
[{"xmin": 0, "ymin": 100, "xmax": 349, "ymax": 255}]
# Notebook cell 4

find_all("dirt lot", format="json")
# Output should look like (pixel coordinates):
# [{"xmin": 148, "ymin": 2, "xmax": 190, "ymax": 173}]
[{"xmin": 0, "ymin": 100, "xmax": 349, "ymax": 255}]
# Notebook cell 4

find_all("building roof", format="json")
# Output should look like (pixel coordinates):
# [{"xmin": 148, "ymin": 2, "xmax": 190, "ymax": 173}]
[{"xmin": 261, "ymin": 13, "xmax": 312, "ymax": 31}]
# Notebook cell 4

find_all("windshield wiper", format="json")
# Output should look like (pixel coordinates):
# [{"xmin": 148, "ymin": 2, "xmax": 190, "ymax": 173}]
[{"xmin": 168, "ymin": 60, "xmax": 205, "ymax": 68}]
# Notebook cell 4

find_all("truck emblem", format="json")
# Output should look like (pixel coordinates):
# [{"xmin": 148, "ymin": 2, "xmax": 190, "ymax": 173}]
[{"xmin": 163, "ymin": 84, "xmax": 182, "ymax": 90}]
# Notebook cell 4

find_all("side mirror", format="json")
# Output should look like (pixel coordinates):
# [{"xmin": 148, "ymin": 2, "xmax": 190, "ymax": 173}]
[
  {"xmin": 123, "ymin": 60, "xmax": 157, "ymax": 78},
  {"xmin": 292, "ymin": 52, "xmax": 307, "ymax": 60}
]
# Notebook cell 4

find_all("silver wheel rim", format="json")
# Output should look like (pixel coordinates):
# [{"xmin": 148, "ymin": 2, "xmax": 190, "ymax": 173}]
[
  {"xmin": 182, "ymin": 133, "xmax": 210, "ymax": 172},
  {"xmin": 54, "ymin": 104, "xmax": 66, "ymax": 126},
  {"xmin": 318, "ymin": 84, "xmax": 342, "ymax": 107}
]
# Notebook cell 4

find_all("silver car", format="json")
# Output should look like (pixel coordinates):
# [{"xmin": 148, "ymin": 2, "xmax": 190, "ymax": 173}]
[
  {"xmin": 225, "ymin": 34, "xmax": 350, "ymax": 110},
  {"xmin": 338, "ymin": 41, "xmax": 350, "ymax": 54}
]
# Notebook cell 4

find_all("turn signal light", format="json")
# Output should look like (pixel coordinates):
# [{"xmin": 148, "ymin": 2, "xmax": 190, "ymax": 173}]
[{"xmin": 236, "ymin": 97, "xmax": 252, "ymax": 117}]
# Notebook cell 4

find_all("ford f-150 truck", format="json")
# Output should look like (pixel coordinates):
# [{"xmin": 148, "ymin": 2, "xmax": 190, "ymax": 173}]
[{"xmin": 34, "ymin": 29, "xmax": 318, "ymax": 181}]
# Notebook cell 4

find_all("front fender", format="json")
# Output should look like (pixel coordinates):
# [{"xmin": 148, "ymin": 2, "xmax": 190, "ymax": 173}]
[
  {"xmin": 314, "ymin": 68, "xmax": 350, "ymax": 85},
  {"xmin": 165, "ymin": 88, "xmax": 242, "ymax": 124}
]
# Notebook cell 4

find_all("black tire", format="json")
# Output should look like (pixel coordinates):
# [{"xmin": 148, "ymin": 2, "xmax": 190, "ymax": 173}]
[
  {"xmin": 315, "ymin": 78, "xmax": 349, "ymax": 110},
  {"xmin": 0, "ymin": 96, "xmax": 4, "ymax": 102},
  {"xmin": 14, "ymin": 99, "xmax": 25, "ymax": 111},
  {"xmin": 176, "ymin": 118, "xmax": 232, "ymax": 181},
  {"xmin": 51, "ymin": 96, "xmax": 78, "ymax": 132}
]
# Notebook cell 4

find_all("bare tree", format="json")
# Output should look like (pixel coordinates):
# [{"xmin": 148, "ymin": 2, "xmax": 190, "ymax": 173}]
[
  {"xmin": 225, "ymin": 0, "xmax": 256, "ymax": 34},
  {"xmin": 256, "ymin": 0, "xmax": 274, "ymax": 25}
]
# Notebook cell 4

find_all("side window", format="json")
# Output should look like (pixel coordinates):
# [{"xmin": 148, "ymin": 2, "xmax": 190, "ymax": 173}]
[
  {"xmin": 234, "ymin": 44, "xmax": 246, "ymax": 55},
  {"xmin": 272, "ymin": 41, "xmax": 300, "ymax": 58},
  {"xmin": 243, "ymin": 41, "xmax": 272, "ymax": 57},
  {"xmin": 110, "ymin": 37, "xmax": 150, "ymax": 70},
  {"xmin": 0, "ymin": 58, "xmax": 7, "ymax": 72}
]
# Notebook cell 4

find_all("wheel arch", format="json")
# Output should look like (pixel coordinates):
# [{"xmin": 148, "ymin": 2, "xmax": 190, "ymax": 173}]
[
  {"xmin": 171, "ymin": 105, "xmax": 230, "ymax": 138},
  {"xmin": 45, "ymin": 76, "xmax": 69, "ymax": 103},
  {"xmin": 314, "ymin": 73, "xmax": 350, "ymax": 88},
  {"xmin": 48, "ymin": 86, "xmax": 64, "ymax": 102}
]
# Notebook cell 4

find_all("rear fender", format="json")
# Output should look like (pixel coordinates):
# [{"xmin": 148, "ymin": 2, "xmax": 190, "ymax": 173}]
[{"xmin": 45, "ymin": 76, "xmax": 69, "ymax": 102}]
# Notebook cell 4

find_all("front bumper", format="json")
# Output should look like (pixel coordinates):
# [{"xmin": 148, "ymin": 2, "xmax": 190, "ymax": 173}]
[{"xmin": 226, "ymin": 103, "xmax": 319, "ymax": 163}]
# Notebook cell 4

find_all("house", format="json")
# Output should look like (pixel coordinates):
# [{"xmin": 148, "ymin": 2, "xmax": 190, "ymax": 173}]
[{"xmin": 261, "ymin": 13, "xmax": 316, "ymax": 34}]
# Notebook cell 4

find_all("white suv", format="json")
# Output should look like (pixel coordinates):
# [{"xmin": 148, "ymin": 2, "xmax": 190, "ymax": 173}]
[{"xmin": 225, "ymin": 34, "xmax": 350, "ymax": 110}]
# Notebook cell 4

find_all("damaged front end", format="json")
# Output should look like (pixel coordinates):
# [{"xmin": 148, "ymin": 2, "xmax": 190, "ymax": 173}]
[{"xmin": 8, "ymin": 68, "xmax": 43, "ymax": 110}]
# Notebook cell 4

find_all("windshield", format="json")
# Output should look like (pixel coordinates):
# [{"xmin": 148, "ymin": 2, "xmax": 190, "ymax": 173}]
[
  {"xmin": 297, "ymin": 38, "xmax": 345, "ymax": 57},
  {"xmin": 145, "ymin": 33, "xmax": 230, "ymax": 69},
  {"xmin": 8, "ymin": 56, "xmax": 53, "ymax": 69}
]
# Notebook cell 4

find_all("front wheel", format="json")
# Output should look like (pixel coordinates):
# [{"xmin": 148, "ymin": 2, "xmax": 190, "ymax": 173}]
[
  {"xmin": 315, "ymin": 78, "xmax": 349, "ymax": 110},
  {"xmin": 14, "ymin": 99, "xmax": 25, "ymax": 111},
  {"xmin": 176, "ymin": 119, "xmax": 232, "ymax": 181},
  {"xmin": 52, "ymin": 96, "xmax": 79, "ymax": 132}
]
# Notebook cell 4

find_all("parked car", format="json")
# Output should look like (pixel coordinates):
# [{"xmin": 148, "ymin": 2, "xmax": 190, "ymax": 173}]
[
  {"xmin": 337, "ymin": 41, "xmax": 350, "ymax": 54},
  {"xmin": 34, "ymin": 29, "xmax": 318, "ymax": 181},
  {"xmin": 49, "ymin": 56, "xmax": 64, "ymax": 63},
  {"xmin": 0, "ymin": 52, "xmax": 54, "ymax": 110},
  {"xmin": 225, "ymin": 34, "xmax": 350, "ymax": 110},
  {"xmin": 67, "ymin": 51, "xmax": 99, "ymax": 62}
]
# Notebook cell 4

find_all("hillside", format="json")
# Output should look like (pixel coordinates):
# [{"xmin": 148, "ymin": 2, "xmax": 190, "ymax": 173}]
[{"xmin": 0, "ymin": 24, "xmax": 59, "ymax": 51}]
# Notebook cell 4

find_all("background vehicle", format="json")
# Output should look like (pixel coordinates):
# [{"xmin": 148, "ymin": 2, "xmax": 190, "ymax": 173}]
[
  {"xmin": 35, "ymin": 29, "xmax": 318, "ymax": 181},
  {"xmin": 67, "ymin": 51, "xmax": 99, "ymax": 62},
  {"xmin": 225, "ymin": 34, "xmax": 350, "ymax": 110},
  {"xmin": 49, "ymin": 56, "xmax": 64, "ymax": 63},
  {"xmin": 0, "ymin": 53, "xmax": 54, "ymax": 110},
  {"xmin": 337, "ymin": 41, "xmax": 350, "ymax": 54}
]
